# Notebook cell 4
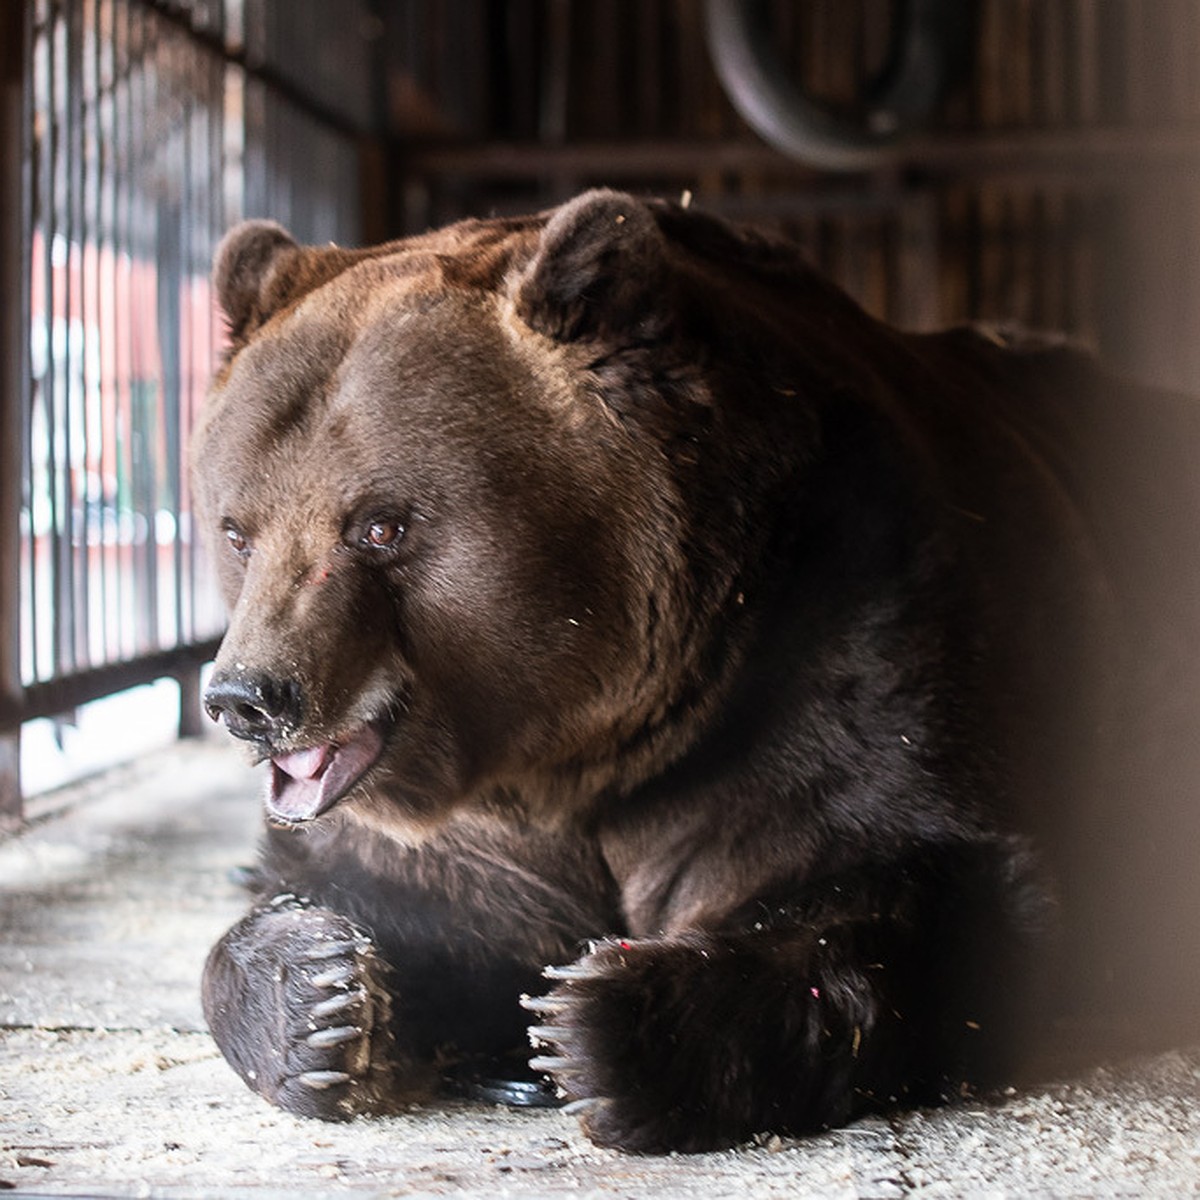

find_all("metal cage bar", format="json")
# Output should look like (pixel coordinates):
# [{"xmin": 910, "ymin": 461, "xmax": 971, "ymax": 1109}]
[{"xmin": 1, "ymin": 3, "xmax": 32, "ymax": 828}]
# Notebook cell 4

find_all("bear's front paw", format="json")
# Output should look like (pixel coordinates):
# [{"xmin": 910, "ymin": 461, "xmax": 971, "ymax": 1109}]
[
  {"xmin": 524, "ymin": 931, "xmax": 877, "ymax": 1153},
  {"xmin": 204, "ymin": 902, "xmax": 428, "ymax": 1120},
  {"xmin": 524, "ymin": 935, "xmax": 768, "ymax": 1153}
]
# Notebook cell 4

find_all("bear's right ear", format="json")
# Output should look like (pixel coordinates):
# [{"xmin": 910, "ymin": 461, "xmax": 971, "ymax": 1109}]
[
  {"xmin": 512, "ymin": 190, "xmax": 669, "ymax": 344},
  {"xmin": 213, "ymin": 220, "xmax": 300, "ymax": 344}
]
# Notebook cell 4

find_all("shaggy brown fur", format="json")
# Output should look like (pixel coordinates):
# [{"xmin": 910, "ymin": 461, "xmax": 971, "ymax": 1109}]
[{"xmin": 194, "ymin": 191, "xmax": 1200, "ymax": 1153}]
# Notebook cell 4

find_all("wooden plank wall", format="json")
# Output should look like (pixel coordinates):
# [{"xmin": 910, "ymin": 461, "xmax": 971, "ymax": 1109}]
[{"xmin": 381, "ymin": 0, "xmax": 1200, "ymax": 394}]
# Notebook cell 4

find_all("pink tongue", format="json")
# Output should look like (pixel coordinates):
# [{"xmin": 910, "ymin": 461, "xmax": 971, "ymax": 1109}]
[
  {"xmin": 273, "ymin": 744, "xmax": 333, "ymax": 781},
  {"xmin": 267, "ymin": 726, "xmax": 384, "ymax": 823}
]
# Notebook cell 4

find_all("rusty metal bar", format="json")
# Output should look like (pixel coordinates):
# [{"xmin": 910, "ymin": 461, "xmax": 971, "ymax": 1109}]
[
  {"xmin": 1, "ymin": 1, "xmax": 31, "ymax": 827},
  {"xmin": 396, "ymin": 128, "xmax": 1200, "ymax": 186},
  {"xmin": 0, "ymin": 636, "xmax": 222, "ymax": 733}
]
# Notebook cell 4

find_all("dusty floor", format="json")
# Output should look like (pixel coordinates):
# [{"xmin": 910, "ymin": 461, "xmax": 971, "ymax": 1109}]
[{"xmin": 2, "ymin": 740, "xmax": 1200, "ymax": 1198}]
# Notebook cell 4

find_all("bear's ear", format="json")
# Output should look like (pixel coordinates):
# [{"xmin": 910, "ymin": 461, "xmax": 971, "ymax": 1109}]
[
  {"xmin": 213, "ymin": 220, "xmax": 301, "ymax": 344},
  {"xmin": 512, "ymin": 189, "xmax": 669, "ymax": 343}
]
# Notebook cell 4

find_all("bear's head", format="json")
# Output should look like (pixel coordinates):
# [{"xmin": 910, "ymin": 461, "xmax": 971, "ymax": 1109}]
[{"xmin": 192, "ymin": 191, "xmax": 800, "ymax": 837}]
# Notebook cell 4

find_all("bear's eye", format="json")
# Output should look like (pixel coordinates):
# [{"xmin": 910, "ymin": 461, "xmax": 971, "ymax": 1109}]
[
  {"xmin": 363, "ymin": 518, "xmax": 404, "ymax": 550},
  {"xmin": 224, "ymin": 524, "xmax": 250, "ymax": 558}
]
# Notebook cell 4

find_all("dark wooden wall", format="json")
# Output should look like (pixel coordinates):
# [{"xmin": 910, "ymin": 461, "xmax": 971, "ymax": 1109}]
[{"xmin": 376, "ymin": 1, "xmax": 1200, "ymax": 394}]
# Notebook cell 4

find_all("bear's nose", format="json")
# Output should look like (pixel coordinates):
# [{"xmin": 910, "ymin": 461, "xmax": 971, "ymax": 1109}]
[{"xmin": 204, "ymin": 671, "xmax": 303, "ymax": 744}]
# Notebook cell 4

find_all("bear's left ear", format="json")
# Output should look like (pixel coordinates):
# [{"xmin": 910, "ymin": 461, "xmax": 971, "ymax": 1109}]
[{"xmin": 512, "ymin": 190, "xmax": 668, "ymax": 343}]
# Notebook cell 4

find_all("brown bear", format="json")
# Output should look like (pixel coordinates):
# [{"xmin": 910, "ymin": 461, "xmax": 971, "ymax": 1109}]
[{"xmin": 193, "ymin": 189, "xmax": 1200, "ymax": 1154}]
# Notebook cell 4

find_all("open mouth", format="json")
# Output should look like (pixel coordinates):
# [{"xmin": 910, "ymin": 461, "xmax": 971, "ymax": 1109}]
[{"xmin": 266, "ymin": 720, "xmax": 387, "ymax": 824}]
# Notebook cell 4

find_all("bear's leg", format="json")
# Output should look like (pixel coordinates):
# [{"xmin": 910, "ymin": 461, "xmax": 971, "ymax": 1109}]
[
  {"xmin": 528, "ymin": 844, "xmax": 1043, "ymax": 1152},
  {"xmin": 202, "ymin": 899, "xmax": 428, "ymax": 1120}
]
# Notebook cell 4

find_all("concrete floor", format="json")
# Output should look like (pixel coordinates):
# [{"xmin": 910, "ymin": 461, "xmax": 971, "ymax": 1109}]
[{"xmin": 3, "ymin": 739, "xmax": 1200, "ymax": 1198}]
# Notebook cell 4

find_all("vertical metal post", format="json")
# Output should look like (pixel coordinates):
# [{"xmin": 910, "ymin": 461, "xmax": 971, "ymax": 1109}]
[
  {"xmin": 1, "ymin": 1, "xmax": 30, "ymax": 829},
  {"xmin": 175, "ymin": 661, "xmax": 206, "ymax": 740}
]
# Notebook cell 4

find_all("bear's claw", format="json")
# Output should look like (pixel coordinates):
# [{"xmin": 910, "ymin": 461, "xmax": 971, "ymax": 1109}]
[
  {"xmin": 527, "ymin": 1054, "xmax": 574, "ymax": 1073},
  {"xmin": 561, "ymin": 1096, "xmax": 604, "ymax": 1116},
  {"xmin": 525, "ymin": 1024, "xmax": 571, "ymax": 1046},
  {"xmin": 524, "ymin": 936, "xmax": 766, "ymax": 1152},
  {"xmin": 300, "ymin": 937, "xmax": 364, "ymax": 962},
  {"xmin": 518, "ymin": 994, "xmax": 566, "ymax": 1016},
  {"xmin": 270, "ymin": 912, "xmax": 402, "ymax": 1120},
  {"xmin": 212, "ymin": 904, "xmax": 408, "ymax": 1120},
  {"xmin": 304, "ymin": 1025, "xmax": 361, "ymax": 1049},
  {"xmin": 541, "ymin": 961, "xmax": 606, "ymax": 981},
  {"xmin": 298, "ymin": 1069, "xmax": 353, "ymax": 1089},
  {"xmin": 311, "ymin": 989, "xmax": 364, "ymax": 1020},
  {"xmin": 308, "ymin": 962, "xmax": 356, "ymax": 989},
  {"xmin": 522, "ymin": 948, "xmax": 621, "ymax": 1127}
]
